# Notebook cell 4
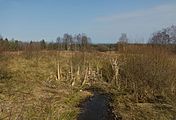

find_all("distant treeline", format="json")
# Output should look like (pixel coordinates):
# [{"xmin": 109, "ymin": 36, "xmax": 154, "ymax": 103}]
[
  {"xmin": 0, "ymin": 33, "xmax": 90, "ymax": 52},
  {"xmin": 0, "ymin": 25, "xmax": 176, "ymax": 53},
  {"xmin": 0, "ymin": 33, "xmax": 117, "ymax": 52}
]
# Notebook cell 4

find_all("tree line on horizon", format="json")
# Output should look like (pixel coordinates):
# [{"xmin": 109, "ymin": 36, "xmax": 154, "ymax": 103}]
[
  {"xmin": 0, "ymin": 33, "xmax": 92, "ymax": 52},
  {"xmin": 0, "ymin": 25, "xmax": 176, "ymax": 53}
]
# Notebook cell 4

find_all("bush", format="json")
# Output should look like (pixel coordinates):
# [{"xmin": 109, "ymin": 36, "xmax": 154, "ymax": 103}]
[
  {"xmin": 96, "ymin": 45, "xmax": 109, "ymax": 52},
  {"xmin": 0, "ymin": 56, "xmax": 10, "ymax": 80},
  {"xmin": 119, "ymin": 48, "xmax": 176, "ymax": 103},
  {"xmin": 101, "ymin": 61, "xmax": 114, "ymax": 83}
]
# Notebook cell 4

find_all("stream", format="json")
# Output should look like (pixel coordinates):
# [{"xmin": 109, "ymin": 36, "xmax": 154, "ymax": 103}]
[{"xmin": 77, "ymin": 89, "xmax": 117, "ymax": 120}]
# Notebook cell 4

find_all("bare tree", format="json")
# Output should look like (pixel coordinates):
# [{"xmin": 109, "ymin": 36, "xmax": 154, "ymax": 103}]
[
  {"xmin": 63, "ymin": 34, "xmax": 73, "ymax": 51},
  {"xmin": 118, "ymin": 33, "xmax": 128, "ymax": 43},
  {"xmin": 0, "ymin": 35, "xmax": 3, "ymax": 40},
  {"xmin": 149, "ymin": 25, "xmax": 176, "ymax": 45},
  {"xmin": 81, "ymin": 33, "xmax": 91, "ymax": 51},
  {"xmin": 117, "ymin": 33, "xmax": 128, "ymax": 52},
  {"xmin": 0, "ymin": 35, "xmax": 3, "ymax": 53},
  {"xmin": 149, "ymin": 30, "xmax": 170, "ymax": 44},
  {"xmin": 76, "ymin": 34, "xmax": 82, "ymax": 50},
  {"xmin": 166, "ymin": 25, "xmax": 176, "ymax": 44},
  {"xmin": 56, "ymin": 36, "xmax": 62, "ymax": 51}
]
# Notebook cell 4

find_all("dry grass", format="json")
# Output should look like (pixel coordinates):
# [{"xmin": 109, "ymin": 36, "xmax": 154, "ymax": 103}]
[
  {"xmin": 0, "ymin": 49, "xmax": 176, "ymax": 120},
  {"xmin": 110, "ymin": 47, "xmax": 176, "ymax": 120},
  {"xmin": 0, "ymin": 52, "xmax": 93, "ymax": 120}
]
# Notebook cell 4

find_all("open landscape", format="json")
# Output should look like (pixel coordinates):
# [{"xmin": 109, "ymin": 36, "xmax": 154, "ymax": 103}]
[
  {"xmin": 1, "ymin": 32, "xmax": 176, "ymax": 119},
  {"xmin": 1, "ymin": 0, "xmax": 176, "ymax": 120}
]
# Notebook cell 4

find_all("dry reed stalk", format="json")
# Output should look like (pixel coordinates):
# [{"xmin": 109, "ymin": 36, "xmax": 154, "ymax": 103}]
[
  {"xmin": 70, "ymin": 62, "xmax": 73, "ymax": 80},
  {"xmin": 57, "ymin": 62, "xmax": 61, "ymax": 80},
  {"xmin": 77, "ymin": 66, "xmax": 80, "ymax": 80},
  {"xmin": 82, "ymin": 67, "xmax": 88, "ymax": 86},
  {"xmin": 111, "ymin": 59, "xmax": 120, "ymax": 88}
]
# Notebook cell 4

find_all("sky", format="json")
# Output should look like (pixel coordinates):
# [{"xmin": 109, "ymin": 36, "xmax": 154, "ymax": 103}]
[{"xmin": 0, "ymin": 0, "xmax": 176, "ymax": 43}]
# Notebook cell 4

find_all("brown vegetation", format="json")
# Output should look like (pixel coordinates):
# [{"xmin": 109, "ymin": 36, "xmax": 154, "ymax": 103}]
[{"xmin": 0, "ymin": 25, "xmax": 176, "ymax": 119}]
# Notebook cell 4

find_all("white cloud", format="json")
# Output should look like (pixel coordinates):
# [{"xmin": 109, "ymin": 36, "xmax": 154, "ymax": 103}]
[
  {"xmin": 96, "ymin": 4, "xmax": 176, "ymax": 22},
  {"xmin": 91, "ymin": 4, "xmax": 176, "ymax": 43}
]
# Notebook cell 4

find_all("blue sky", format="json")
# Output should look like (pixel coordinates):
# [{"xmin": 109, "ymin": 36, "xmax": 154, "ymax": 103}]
[{"xmin": 0, "ymin": 0, "xmax": 176, "ymax": 43}]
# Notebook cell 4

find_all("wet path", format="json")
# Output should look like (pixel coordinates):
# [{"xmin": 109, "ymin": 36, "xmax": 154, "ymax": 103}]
[{"xmin": 77, "ymin": 90, "xmax": 117, "ymax": 120}]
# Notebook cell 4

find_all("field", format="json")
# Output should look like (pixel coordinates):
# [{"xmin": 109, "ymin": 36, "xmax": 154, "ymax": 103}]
[
  {"xmin": 0, "ymin": 47, "xmax": 176, "ymax": 120},
  {"xmin": 1, "ymin": 0, "xmax": 176, "ymax": 119}
]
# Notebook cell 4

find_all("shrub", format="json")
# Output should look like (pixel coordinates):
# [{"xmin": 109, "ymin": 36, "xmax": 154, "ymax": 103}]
[
  {"xmin": 119, "ymin": 48, "xmax": 176, "ymax": 103},
  {"xmin": 0, "ymin": 55, "xmax": 10, "ymax": 80}
]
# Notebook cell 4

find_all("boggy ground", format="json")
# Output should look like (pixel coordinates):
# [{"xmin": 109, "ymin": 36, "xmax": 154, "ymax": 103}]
[
  {"xmin": 1, "ymin": 50, "xmax": 176, "ymax": 120},
  {"xmin": 77, "ymin": 87, "xmax": 117, "ymax": 120}
]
